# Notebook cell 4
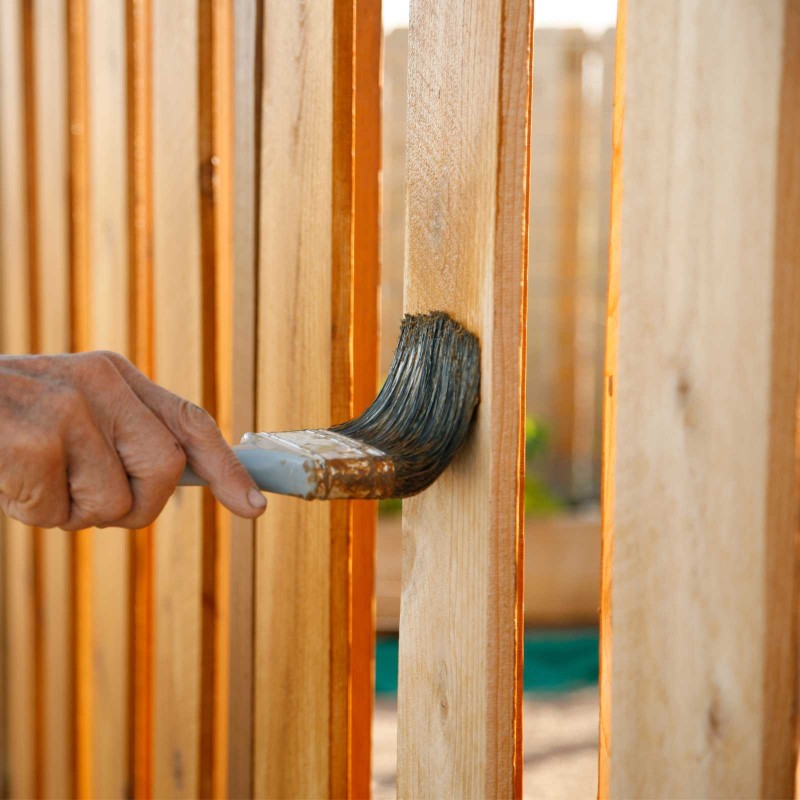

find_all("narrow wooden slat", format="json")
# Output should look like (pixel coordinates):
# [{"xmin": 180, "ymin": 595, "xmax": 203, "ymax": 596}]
[
  {"xmin": 0, "ymin": 3, "xmax": 35, "ymax": 794},
  {"xmin": 152, "ymin": 0, "xmax": 204, "ymax": 795},
  {"xmin": 197, "ymin": 0, "xmax": 234, "ymax": 797},
  {"xmin": 32, "ymin": 2, "xmax": 74, "ymax": 796},
  {"xmin": 253, "ymin": 0, "xmax": 355, "ymax": 795},
  {"xmin": 87, "ymin": 0, "xmax": 132, "ymax": 796},
  {"xmin": 397, "ymin": 0, "xmax": 532, "ymax": 796},
  {"xmin": 599, "ymin": 1, "xmax": 800, "ymax": 796},
  {"xmin": 125, "ymin": 0, "xmax": 155, "ymax": 795},
  {"xmin": 226, "ymin": 0, "xmax": 260, "ymax": 795},
  {"xmin": 66, "ymin": 0, "xmax": 94, "ymax": 794},
  {"xmin": 351, "ymin": 0, "xmax": 382, "ymax": 796}
]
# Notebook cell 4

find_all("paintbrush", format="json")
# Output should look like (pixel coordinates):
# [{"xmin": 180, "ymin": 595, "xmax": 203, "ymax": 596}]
[{"xmin": 178, "ymin": 311, "xmax": 480, "ymax": 499}]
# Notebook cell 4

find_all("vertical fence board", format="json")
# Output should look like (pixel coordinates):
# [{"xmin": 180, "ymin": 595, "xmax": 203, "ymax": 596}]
[
  {"xmin": 125, "ymin": 0, "xmax": 155, "ymax": 795},
  {"xmin": 197, "ymin": 0, "xmax": 234, "ymax": 796},
  {"xmin": 227, "ymin": 0, "xmax": 258, "ymax": 795},
  {"xmin": 397, "ymin": 0, "xmax": 532, "ymax": 796},
  {"xmin": 152, "ymin": 1, "xmax": 203, "ymax": 796},
  {"xmin": 32, "ymin": 2, "xmax": 74, "ymax": 796},
  {"xmin": 0, "ymin": 3, "xmax": 35, "ymax": 795},
  {"xmin": 87, "ymin": 0, "xmax": 131, "ymax": 796},
  {"xmin": 351, "ymin": 0, "xmax": 382, "ymax": 795},
  {"xmin": 66, "ymin": 0, "xmax": 94, "ymax": 793},
  {"xmin": 253, "ymin": 0, "xmax": 354, "ymax": 795},
  {"xmin": 599, "ymin": 1, "xmax": 800, "ymax": 797}
]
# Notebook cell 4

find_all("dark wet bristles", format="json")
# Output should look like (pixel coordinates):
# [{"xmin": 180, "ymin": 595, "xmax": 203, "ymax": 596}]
[{"xmin": 331, "ymin": 311, "xmax": 480, "ymax": 497}]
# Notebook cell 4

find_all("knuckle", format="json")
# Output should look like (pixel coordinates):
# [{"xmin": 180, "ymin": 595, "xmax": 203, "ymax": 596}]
[
  {"xmin": 16, "ymin": 494, "xmax": 70, "ymax": 529},
  {"xmin": 50, "ymin": 383, "xmax": 87, "ymax": 420},
  {"xmin": 154, "ymin": 442, "xmax": 186, "ymax": 484},
  {"xmin": 99, "ymin": 483, "xmax": 134, "ymax": 523},
  {"xmin": 85, "ymin": 351, "xmax": 124, "ymax": 387},
  {"xmin": 177, "ymin": 399, "xmax": 218, "ymax": 440}
]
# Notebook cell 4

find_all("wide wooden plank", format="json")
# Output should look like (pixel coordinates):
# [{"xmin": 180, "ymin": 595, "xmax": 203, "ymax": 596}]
[
  {"xmin": 253, "ymin": 0, "xmax": 354, "ymax": 796},
  {"xmin": 397, "ymin": 0, "xmax": 532, "ymax": 797},
  {"xmin": 599, "ymin": 1, "xmax": 800, "ymax": 797},
  {"xmin": 0, "ymin": 3, "xmax": 35, "ymax": 795},
  {"xmin": 226, "ymin": 0, "xmax": 259, "ymax": 796},
  {"xmin": 87, "ymin": 0, "xmax": 131, "ymax": 796},
  {"xmin": 152, "ymin": 1, "xmax": 203, "ymax": 795},
  {"xmin": 351, "ymin": 0, "xmax": 382, "ymax": 795}
]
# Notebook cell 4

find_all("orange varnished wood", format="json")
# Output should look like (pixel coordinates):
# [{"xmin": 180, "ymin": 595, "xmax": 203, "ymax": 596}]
[
  {"xmin": 126, "ymin": 0, "xmax": 155, "ymax": 796},
  {"xmin": 198, "ymin": 0, "xmax": 235, "ymax": 797},
  {"xmin": 351, "ymin": 0, "xmax": 382, "ymax": 796},
  {"xmin": 66, "ymin": 0, "xmax": 94, "ymax": 795}
]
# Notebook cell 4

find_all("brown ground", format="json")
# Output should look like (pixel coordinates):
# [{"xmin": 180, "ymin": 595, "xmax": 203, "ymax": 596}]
[{"xmin": 372, "ymin": 687, "xmax": 599, "ymax": 799}]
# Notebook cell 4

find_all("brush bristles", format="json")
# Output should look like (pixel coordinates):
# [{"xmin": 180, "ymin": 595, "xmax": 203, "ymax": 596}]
[{"xmin": 332, "ymin": 311, "xmax": 480, "ymax": 498}]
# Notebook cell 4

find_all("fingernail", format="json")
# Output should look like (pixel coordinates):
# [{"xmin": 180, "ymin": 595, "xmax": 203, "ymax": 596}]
[{"xmin": 248, "ymin": 488, "xmax": 267, "ymax": 509}]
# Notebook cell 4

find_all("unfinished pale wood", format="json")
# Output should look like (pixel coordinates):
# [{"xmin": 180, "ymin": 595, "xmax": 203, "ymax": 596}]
[
  {"xmin": 87, "ymin": 0, "xmax": 131, "ymax": 796},
  {"xmin": 398, "ymin": 0, "xmax": 532, "ymax": 796},
  {"xmin": 152, "ymin": 1, "xmax": 203, "ymax": 795},
  {"xmin": 253, "ymin": 0, "xmax": 354, "ymax": 795},
  {"xmin": 599, "ymin": 1, "xmax": 800, "ymax": 797},
  {"xmin": 32, "ymin": 2, "xmax": 74, "ymax": 796},
  {"xmin": 226, "ymin": 1, "xmax": 258, "ymax": 795},
  {"xmin": 0, "ymin": 2, "xmax": 35, "ymax": 795}
]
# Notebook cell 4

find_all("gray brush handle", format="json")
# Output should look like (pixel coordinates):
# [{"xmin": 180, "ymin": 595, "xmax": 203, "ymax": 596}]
[{"xmin": 178, "ymin": 441, "xmax": 319, "ymax": 499}]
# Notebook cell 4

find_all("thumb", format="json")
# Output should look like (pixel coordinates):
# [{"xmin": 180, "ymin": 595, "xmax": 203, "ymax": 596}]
[{"xmin": 105, "ymin": 353, "xmax": 267, "ymax": 518}]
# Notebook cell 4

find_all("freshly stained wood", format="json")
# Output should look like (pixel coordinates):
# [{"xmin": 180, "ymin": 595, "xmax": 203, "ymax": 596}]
[
  {"xmin": 253, "ymin": 1, "xmax": 354, "ymax": 796},
  {"xmin": 66, "ymin": 0, "xmax": 94, "ymax": 793},
  {"xmin": 87, "ymin": 0, "xmax": 131, "ymax": 796},
  {"xmin": 0, "ymin": 1, "xmax": 35, "ymax": 794},
  {"xmin": 125, "ymin": 0, "xmax": 155, "ymax": 795},
  {"xmin": 398, "ymin": 0, "xmax": 532, "ymax": 797},
  {"xmin": 198, "ymin": 0, "xmax": 234, "ymax": 796},
  {"xmin": 152, "ymin": 1, "xmax": 203, "ymax": 795},
  {"xmin": 351, "ymin": 0, "xmax": 382, "ymax": 795},
  {"xmin": 599, "ymin": 1, "xmax": 800, "ymax": 797}
]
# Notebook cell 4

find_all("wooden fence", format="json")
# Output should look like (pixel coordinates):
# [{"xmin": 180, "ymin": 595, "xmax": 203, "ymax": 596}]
[
  {"xmin": 381, "ymin": 27, "xmax": 615, "ymax": 504},
  {"xmin": 1, "ymin": 1, "xmax": 800, "ymax": 799}
]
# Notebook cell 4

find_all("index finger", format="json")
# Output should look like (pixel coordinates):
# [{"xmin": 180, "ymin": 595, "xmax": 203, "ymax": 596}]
[{"xmin": 103, "ymin": 353, "xmax": 267, "ymax": 518}]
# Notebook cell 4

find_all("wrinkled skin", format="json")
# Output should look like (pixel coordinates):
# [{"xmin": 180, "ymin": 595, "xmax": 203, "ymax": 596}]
[{"xmin": 0, "ymin": 351, "xmax": 266, "ymax": 530}]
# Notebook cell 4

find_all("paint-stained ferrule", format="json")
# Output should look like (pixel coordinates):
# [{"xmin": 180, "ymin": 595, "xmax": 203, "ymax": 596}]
[{"xmin": 243, "ymin": 430, "xmax": 396, "ymax": 500}]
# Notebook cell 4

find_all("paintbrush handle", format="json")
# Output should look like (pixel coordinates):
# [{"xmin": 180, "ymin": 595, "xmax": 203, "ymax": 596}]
[{"xmin": 178, "ymin": 439, "xmax": 320, "ymax": 499}]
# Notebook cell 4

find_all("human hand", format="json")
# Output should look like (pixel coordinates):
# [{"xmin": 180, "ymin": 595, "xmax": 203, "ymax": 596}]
[{"xmin": 0, "ymin": 351, "xmax": 267, "ymax": 530}]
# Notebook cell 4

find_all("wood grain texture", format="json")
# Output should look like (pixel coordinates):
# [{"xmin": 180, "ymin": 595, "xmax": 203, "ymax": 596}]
[
  {"xmin": 32, "ymin": 2, "xmax": 74, "ymax": 796},
  {"xmin": 226, "ymin": 1, "xmax": 259, "ymax": 795},
  {"xmin": 599, "ymin": 1, "xmax": 800, "ymax": 797},
  {"xmin": 152, "ymin": 1, "xmax": 203, "ymax": 795},
  {"xmin": 125, "ymin": 0, "xmax": 155, "ymax": 795},
  {"xmin": 397, "ymin": 0, "xmax": 532, "ymax": 796},
  {"xmin": 351, "ymin": 0, "xmax": 382, "ymax": 796},
  {"xmin": 87, "ymin": 0, "xmax": 131, "ymax": 796},
  {"xmin": 0, "ymin": 3, "xmax": 35, "ymax": 795},
  {"xmin": 198, "ymin": 0, "xmax": 234, "ymax": 796},
  {"xmin": 253, "ymin": 0, "xmax": 354, "ymax": 795},
  {"xmin": 66, "ymin": 0, "xmax": 94, "ymax": 794}
]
